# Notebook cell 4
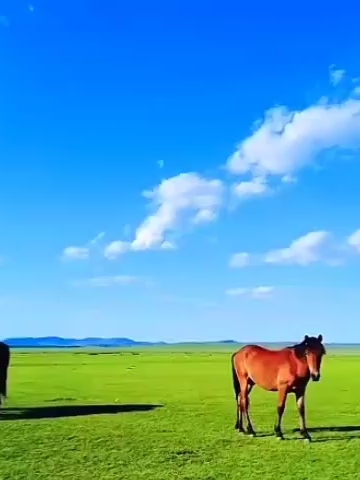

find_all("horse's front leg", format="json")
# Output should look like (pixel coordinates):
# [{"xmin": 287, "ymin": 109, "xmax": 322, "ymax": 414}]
[
  {"xmin": 274, "ymin": 387, "xmax": 288, "ymax": 440},
  {"xmin": 295, "ymin": 387, "xmax": 312, "ymax": 442}
]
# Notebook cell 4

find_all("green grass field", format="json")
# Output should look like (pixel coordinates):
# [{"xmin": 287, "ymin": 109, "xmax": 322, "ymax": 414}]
[{"xmin": 1, "ymin": 347, "xmax": 360, "ymax": 480}]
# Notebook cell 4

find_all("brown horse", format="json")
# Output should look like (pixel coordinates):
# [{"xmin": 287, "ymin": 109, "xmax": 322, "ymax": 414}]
[
  {"xmin": 0, "ymin": 341, "xmax": 10, "ymax": 407},
  {"xmin": 231, "ymin": 335, "xmax": 326, "ymax": 441}
]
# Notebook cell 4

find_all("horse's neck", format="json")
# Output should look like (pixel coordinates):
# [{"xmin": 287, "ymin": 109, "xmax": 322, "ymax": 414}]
[{"xmin": 290, "ymin": 344, "xmax": 308, "ymax": 363}]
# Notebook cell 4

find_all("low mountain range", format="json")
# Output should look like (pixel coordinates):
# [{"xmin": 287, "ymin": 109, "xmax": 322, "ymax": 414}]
[
  {"xmin": 1, "ymin": 337, "xmax": 240, "ymax": 348},
  {"xmin": 1, "ymin": 337, "xmax": 354, "ymax": 349}
]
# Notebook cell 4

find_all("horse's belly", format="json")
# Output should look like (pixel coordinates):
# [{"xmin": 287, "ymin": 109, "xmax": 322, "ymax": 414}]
[
  {"xmin": 252, "ymin": 378, "xmax": 278, "ymax": 392},
  {"xmin": 247, "ymin": 357, "xmax": 280, "ymax": 391}
]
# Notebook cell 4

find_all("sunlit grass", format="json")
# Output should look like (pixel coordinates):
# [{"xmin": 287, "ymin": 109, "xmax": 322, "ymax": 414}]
[{"xmin": 0, "ymin": 347, "xmax": 359, "ymax": 479}]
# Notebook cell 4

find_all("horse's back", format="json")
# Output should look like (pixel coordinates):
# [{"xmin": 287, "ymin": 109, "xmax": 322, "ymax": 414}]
[{"xmin": 233, "ymin": 344, "xmax": 294, "ymax": 391}]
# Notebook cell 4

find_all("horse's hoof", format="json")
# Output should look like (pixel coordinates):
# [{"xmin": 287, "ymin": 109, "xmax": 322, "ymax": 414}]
[
  {"xmin": 276, "ymin": 435, "xmax": 284, "ymax": 441},
  {"xmin": 300, "ymin": 430, "xmax": 312, "ymax": 442},
  {"xmin": 246, "ymin": 426, "xmax": 256, "ymax": 437}
]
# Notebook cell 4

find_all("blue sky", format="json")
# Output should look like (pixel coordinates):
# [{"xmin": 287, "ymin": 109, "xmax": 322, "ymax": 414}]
[{"xmin": 1, "ymin": 1, "xmax": 360, "ymax": 342}]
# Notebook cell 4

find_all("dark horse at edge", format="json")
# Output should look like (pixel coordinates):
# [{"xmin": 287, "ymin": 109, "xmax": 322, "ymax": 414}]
[
  {"xmin": 0, "ymin": 341, "xmax": 10, "ymax": 407},
  {"xmin": 231, "ymin": 335, "xmax": 326, "ymax": 442}
]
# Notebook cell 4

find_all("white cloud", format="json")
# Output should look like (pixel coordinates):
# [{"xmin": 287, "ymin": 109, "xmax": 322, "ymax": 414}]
[
  {"xmin": 88, "ymin": 232, "xmax": 105, "ymax": 246},
  {"xmin": 226, "ymin": 91, "xmax": 360, "ymax": 191},
  {"xmin": 62, "ymin": 232, "xmax": 106, "ymax": 261},
  {"xmin": 348, "ymin": 229, "xmax": 360, "ymax": 253},
  {"xmin": 329, "ymin": 65, "xmax": 346, "ymax": 86},
  {"xmin": 251, "ymin": 286, "xmax": 274, "ymax": 299},
  {"xmin": 72, "ymin": 275, "xmax": 145, "ymax": 287},
  {"xmin": 104, "ymin": 240, "xmax": 130, "ymax": 259},
  {"xmin": 281, "ymin": 174, "xmax": 297, "ymax": 184},
  {"xmin": 192, "ymin": 208, "xmax": 217, "ymax": 223},
  {"xmin": 226, "ymin": 286, "xmax": 274, "ymax": 299},
  {"xmin": 229, "ymin": 230, "xmax": 353, "ymax": 269},
  {"xmin": 160, "ymin": 240, "xmax": 176, "ymax": 250},
  {"xmin": 229, "ymin": 252, "xmax": 250, "ymax": 268},
  {"xmin": 264, "ymin": 231, "xmax": 330, "ymax": 265},
  {"xmin": 105, "ymin": 173, "xmax": 224, "ymax": 256},
  {"xmin": 66, "ymin": 71, "xmax": 360, "ymax": 265},
  {"xmin": 226, "ymin": 287, "xmax": 248, "ymax": 296},
  {"xmin": 233, "ymin": 176, "xmax": 268, "ymax": 198},
  {"xmin": 62, "ymin": 246, "xmax": 89, "ymax": 261}
]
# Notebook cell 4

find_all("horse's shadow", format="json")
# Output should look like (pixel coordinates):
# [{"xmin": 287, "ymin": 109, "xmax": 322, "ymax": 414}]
[
  {"xmin": 247, "ymin": 426, "xmax": 360, "ymax": 442},
  {"xmin": 292, "ymin": 425, "xmax": 360, "ymax": 442},
  {"xmin": 0, "ymin": 403, "xmax": 163, "ymax": 421},
  {"xmin": 294, "ymin": 425, "xmax": 360, "ymax": 433}
]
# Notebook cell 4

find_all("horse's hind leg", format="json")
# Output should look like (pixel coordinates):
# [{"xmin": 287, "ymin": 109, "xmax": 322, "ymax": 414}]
[
  {"xmin": 245, "ymin": 381, "xmax": 256, "ymax": 436},
  {"xmin": 274, "ymin": 387, "xmax": 288, "ymax": 440},
  {"xmin": 235, "ymin": 394, "xmax": 244, "ymax": 433},
  {"xmin": 235, "ymin": 379, "xmax": 245, "ymax": 433},
  {"xmin": 240, "ymin": 379, "xmax": 256, "ymax": 436}
]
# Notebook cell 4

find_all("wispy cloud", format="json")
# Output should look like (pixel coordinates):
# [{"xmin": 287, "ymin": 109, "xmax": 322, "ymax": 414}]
[
  {"xmin": 227, "ymin": 71, "xmax": 360, "ymax": 196},
  {"xmin": 71, "ymin": 275, "xmax": 151, "ymax": 288},
  {"xmin": 348, "ymin": 229, "xmax": 360, "ymax": 253},
  {"xmin": 62, "ymin": 232, "xmax": 106, "ymax": 261},
  {"xmin": 264, "ymin": 231, "xmax": 330, "ymax": 266},
  {"xmin": 104, "ymin": 173, "xmax": 224, "ymax": 258},
  {"xmin": 64, "ymin": 68, "xmax": 360, "ymax": 265},
  {"xmin": 229, "ymin": 229, "xmax": 355, "ymax": 268},
  {"xmin": 229, "ymin": 252, "xmax": 250, "ymax": 268},
  {"xmin": 329, "ymin": 64, "xmax": 346, "ymax": 86},
  {"xmin": 226, "ymin": 286, "xmax": 274, "ymax": 299},
  {"xmin": 62, "ymin": 246, "xmax": 89, "ymax": 261},
  {"xmin": 104, "ymin": 240, "xmax": 130, "ymax": 260},
  {"xmin": 88, "ymin": 232, "xmax": 105, "ymax": 246},
  {"xmin": 233, "ymin": 176, "xmax": 269, "ymax": 199}
]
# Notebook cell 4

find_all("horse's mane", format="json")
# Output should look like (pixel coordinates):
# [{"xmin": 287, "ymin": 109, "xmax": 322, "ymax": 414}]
[
  {"xmin": 286, "ymin": 341, "xmax": 306, "ymax": 358},
  {"xmin": 287, "ymin": 337, "xmax": 326, "ymax": 356}
]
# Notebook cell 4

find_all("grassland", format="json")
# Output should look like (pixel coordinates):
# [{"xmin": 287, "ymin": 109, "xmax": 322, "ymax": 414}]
[{"xmin": 1, "ymin": 346, "xmax": 360, "ymax": 480}]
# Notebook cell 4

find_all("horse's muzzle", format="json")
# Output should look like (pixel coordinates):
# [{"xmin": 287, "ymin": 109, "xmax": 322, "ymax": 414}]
[{"xmin": 311, "ymin": 373, "xmax": 320, "ymax": 382}]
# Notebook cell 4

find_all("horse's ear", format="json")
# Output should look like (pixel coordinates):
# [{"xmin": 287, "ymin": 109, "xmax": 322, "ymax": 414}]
[
  {"xmin": 304, "ymin": 335, "xmax": 309, "ymax": 341},
  {"xmin": 318, "ymin": 334, "xmax": 323, "ymax": 342}
]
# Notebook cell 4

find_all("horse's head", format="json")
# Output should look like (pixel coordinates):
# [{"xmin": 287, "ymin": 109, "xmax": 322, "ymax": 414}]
[{"xmin": 302, "ymin": 334, "xmax": 326, "ymax": 382}]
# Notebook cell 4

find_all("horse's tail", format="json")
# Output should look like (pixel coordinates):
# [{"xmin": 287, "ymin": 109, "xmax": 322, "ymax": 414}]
[
  {"xmin": 0, "ymin": 343, "xmax": 10, "ymax": 402},
  {"xmin": 231, "ymin": 352, "xmax": 240, "ymax": 399}
]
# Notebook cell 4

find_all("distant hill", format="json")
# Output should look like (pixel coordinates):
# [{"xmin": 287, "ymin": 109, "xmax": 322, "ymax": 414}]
[
  {"xmin": 2, "ymin": 337, "xmax": 156, "ymax": 348},
  {"xmin": 1, "ymin": 336, "xmax": 241, "ymax": 348},
  {"xmin": 1, "ymin": 337, "xmax": 358, "ymax": 349}
]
